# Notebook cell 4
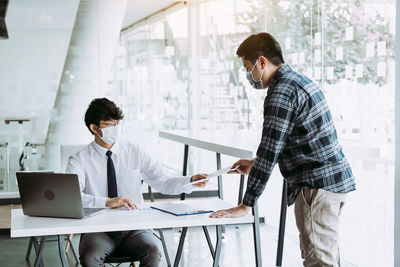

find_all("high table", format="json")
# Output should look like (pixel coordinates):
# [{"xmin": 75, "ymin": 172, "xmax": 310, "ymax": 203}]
[
  {"xmin": 11, "ymin": 199, "xmax": 256, "ymax": 267},
  {"xmin": 159, "ymin": 130, "xmax": 288, "ymax": 267}
]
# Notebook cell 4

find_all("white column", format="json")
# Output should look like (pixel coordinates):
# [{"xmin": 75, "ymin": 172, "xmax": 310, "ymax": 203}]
[
  {"xmin": 395, "ymin": 0, "xmax": 400, "ymax": 266},
  {"xmin": 187, "ymin": 1, "xmax": 201, "ymax": 131},
  {"xmin": 45, "ymin": 0, "xmax": 127, "ymax": 171}
]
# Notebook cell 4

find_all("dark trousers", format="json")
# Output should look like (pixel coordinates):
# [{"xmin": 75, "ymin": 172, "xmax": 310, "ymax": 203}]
[{"xmin": 79, "ymin": 230, "xmax": 161, "ymax": 267}]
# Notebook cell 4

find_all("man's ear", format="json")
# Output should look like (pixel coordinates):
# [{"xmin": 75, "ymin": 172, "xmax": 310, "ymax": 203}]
[
  {"xmin": 259, "ymin": 56, "xmax": 268, "ymax": 68},
  {"xmin": 90, "ymin": 124, "xmax": 102, "ymax": 137}
]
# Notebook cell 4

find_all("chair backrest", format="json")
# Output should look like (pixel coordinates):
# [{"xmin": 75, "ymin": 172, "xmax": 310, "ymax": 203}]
[{"xmin": 60, "ymin": 145, "xmax": 86, "ymax": 172}]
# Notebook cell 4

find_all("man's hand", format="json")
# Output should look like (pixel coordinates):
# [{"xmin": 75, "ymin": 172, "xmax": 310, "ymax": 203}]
[
  {"xmin": 209, "ymin": 204, "xmax": 251, "ymax": 218},
  {"xmin": 190, "ymin": 174, "xmax": 208, "ymax": 187},
  {"xmin": 106, "ymin": 196, "xmax": 137, "ymax": 210},
  {"xmin": 228, "ymin": 158, "xmax": 255, "ymax": 175}
]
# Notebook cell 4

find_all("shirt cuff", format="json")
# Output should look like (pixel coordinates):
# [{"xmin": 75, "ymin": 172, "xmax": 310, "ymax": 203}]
[
  {"xmin": 242, "ymin": 190, "xmax": 257, "ymax": 207},
  {"xmin": 181, "ymin": 175, "xmax": 194, "ymax": 194},
  {"xmin": 94, "ymin": 196, "xmax": 108, "ymax": 208}
]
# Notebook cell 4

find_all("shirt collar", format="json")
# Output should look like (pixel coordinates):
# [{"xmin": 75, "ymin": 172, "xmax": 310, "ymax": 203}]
[
  {"xmin": 266, "ymin": 64, "xmax": 291, "ymax": 89},
  {"xmin": 91, "ymin": 139, "xmax": 121, "ymax": 157}
]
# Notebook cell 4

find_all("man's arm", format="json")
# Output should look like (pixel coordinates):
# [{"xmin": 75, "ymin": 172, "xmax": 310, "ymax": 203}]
[
  {"xmin": 66, "ymin": 156, "xmax": 108, "ymax": 208},
  {"xmin": 210, "ymin": 92, "xmax": 297, "ymax": 218},
  {"xmin": 242, "ymin": 92, "xmax": 297, "ymax": 207},
  {"xmin": 137, "ymin": 146, "xmax": 202, "ymax": 195}
]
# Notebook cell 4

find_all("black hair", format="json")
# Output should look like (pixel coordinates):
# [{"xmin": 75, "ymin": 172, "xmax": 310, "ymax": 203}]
[
  {"xmin": 236, "ymin": 32, "xmax": 285, "ymax": 66},
  {"xmin": 84, "ymin": 98, "xmax": 124, "ymax": 135}
]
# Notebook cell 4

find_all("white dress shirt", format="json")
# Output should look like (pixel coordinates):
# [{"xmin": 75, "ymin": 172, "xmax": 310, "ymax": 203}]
[{"xmin": 66, "ymin": 139, "xmax": 194, "ymax": 208}]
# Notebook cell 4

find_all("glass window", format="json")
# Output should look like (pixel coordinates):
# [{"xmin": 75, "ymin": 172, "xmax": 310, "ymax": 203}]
[{"xmin": 115, "ymin": 0, "xmax": 396, "ymax": 265}]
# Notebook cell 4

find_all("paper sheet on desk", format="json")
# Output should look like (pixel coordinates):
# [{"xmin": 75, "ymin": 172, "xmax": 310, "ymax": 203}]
[
  {"xmin": 184, "ymin": 165, "xmax": 237, "ymax": 188},
  {"xmin": 119, "ymin": 207, "xmax": 155, "ymax": 213}
]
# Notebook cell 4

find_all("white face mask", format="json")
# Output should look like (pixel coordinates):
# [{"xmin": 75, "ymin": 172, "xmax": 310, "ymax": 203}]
[
  {"xmin": 246, "ymin": 59, "xmax": 266, "ymax": 90},
  {"xmin": 99, "ymin": 124, "xmax": 121, "ymax": 144}
]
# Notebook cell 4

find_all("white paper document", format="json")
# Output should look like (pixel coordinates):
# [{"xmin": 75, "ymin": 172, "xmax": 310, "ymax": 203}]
[
  {"xmin": 120, "ymin": 207, "xmax": 154, "ymax": 213},
  {"xmin": 184, "ymin": 165, "xmax": 238, "ymax": 187},
  {"xmin": 366, "ymin": 42, "xmax": 375, "ymax": 58},
  {"xmin": 327, "ymin": 66, "xmax": 334, "ymax": 80},
  {"xmin": 336, "ymin": 47, "xmax": 343, "ymax": 61},
  {"xmin": 298, "ymin": 51, "xmax": 305, "ymax": 64},
  {"xmin": 345, "ymin": 64, "xmax": 353, "ymax": 79},
  {"xmin": 377, "ymin": 41, "xmax": 386, "ymax": 56},
  {"xmin": 285, "ymin": 38, "xmax": 291, "ymax": 50},
  {"xmin": 314, "ymin": 49, "xmax": 321, "ymax": 62},
  {"xmin": 345, "ymin": 26, "xmax": 353, "ymax": 41},
  {"xmin": 355, "ymin": 64, "xmax": 364, "ymax": 78},
  {"xmin": 377, "ymin": 61, "xmax": 386, "ymax": 77},
  {"xmin": 314, "ymin": 32, "xmax": 321, "ymax": 45}
]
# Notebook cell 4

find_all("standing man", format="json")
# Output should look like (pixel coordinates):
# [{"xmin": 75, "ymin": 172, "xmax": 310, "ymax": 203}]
[
  {"xmin": 210, "ymin": 33, "xmax": 356, "ymax": 267},
  {"xmin": 66, "ymin": 98, "xmax": 207, "ymax": 267}
]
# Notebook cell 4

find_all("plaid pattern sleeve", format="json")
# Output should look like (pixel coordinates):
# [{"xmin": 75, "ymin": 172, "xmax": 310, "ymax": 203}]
[
  {"xmin": 242, "ymin": 64, "xmax": 355, "ymax": 207},
  {"xmin": 242, "ymin": 68, "xmax": 297, "ymax": 207}
]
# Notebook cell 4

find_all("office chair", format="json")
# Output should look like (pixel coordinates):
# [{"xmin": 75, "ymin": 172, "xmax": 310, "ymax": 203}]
[{"xmin": 103, "ymin": 254, "xmax": 137, "ymax": 267}]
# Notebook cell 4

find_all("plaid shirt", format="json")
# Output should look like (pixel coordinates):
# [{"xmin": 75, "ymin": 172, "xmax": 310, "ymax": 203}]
[{"xmin": 243, "ymin": 64, "xmax": 356, "ymax": 207}]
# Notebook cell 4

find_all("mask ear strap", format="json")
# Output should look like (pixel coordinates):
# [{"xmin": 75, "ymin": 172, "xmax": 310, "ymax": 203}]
[
  {"xmin": 94, "ymin": 125, "xmax": 103, "ymax": 137},
  {"xmin": 250, "ymin": 59, "xmax": 258, "ymax": 74}
]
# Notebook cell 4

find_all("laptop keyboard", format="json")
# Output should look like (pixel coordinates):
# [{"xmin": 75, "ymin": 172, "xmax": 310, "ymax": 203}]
[{"xmin": 83, "ymin": 208, "xmax": 104, "ymax": 217}]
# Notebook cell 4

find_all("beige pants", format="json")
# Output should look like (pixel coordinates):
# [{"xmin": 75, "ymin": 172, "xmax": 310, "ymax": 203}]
[{"xmin": 294, "ymin": 188, "xmax": 347, "ymax": 267}]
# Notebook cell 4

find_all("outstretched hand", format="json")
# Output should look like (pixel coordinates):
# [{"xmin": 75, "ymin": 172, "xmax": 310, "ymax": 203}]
[
  {"xmin": 190, "ymin": 173, "xmax": 208, "ymax": 187},
  {"xmin": 227, "ymin": 158, "xmax": 255, "ymax": 175},
  {"xmin": 209, "ymin": 204, "xmax": 251, "ymax": 218}
]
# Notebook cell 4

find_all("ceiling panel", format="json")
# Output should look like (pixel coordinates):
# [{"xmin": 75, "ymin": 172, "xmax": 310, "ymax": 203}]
[{"xmin": 122, "ymin": 0, "xmax": 177, "ymax": 29}]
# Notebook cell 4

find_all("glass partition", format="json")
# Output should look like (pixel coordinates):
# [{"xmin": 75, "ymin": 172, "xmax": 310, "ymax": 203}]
[{"xmin": 117, "ymin": 0, "xmax": 395, "ymax": 265}]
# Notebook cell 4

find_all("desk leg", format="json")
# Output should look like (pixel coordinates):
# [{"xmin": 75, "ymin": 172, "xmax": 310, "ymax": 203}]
[
  {"xmin": 148, "ymin": 185, "xmax": 155, "ymax": 202},
  {"xmin": 26, "ymin": 237, "xmax": 33, "ymax": 260},
  {"xmin": 173, "ymin": 227, "xmax": 188, "ymax": 267},
  {"xmin": 252, "ymin": 203, "xmax": 262, "ymax": 267},
  {"xmin": 276, "ymin": 180, "xmax": 287, "ymax": 267},
  {"xmin": 216, "ymin": 153, "xmax": 223, "ymax": 199},
  {"xmin": 149, "ymin": 184, "xmax": 171, "ymax": 267},
  {"xmin": 58, "ymin": 235, "xmax": 69, "ymax": 267},
  {"xmin": 212, "ymin": 225, "xmax": 222, "ymax": 267},
  {"xmin": 66, "ymin": 234, "xmax": 79, "ymax": 264},
  {"xmin": 238, "ymin": 174, "xmax": 245, "ymax": 205},
  {"xmin": 216, "ymin": 153, "xmax": 225, "ymax": 233},
  {"xmin": 202, "ymin": 226, "xmax": 215, "ymax": 258},
  {"xmin": 181, "ymin": 144, "xmax": 189, "ymax": 201},
  {"xmin": 158, "ymin": 229, "xmax": 172, "ymax": 267},
  {"xmin": 33, "ymin": 236, "xmax": 46, "ymax": 267}
]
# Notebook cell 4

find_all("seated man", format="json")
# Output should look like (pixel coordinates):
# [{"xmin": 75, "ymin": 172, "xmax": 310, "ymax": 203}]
[{"xmin": 66, "ymin": 98, "xmax": 207, "ymax": 267}]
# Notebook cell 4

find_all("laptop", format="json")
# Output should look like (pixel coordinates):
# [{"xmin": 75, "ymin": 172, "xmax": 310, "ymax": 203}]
[{"xmin": 16, "ymin": 172, "xmax": 105, "ymax": 219}]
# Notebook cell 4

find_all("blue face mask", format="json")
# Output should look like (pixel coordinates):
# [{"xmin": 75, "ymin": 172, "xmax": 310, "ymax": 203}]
[{"xmin": 246, "ymin": 59, "xmax": 265, "ymax": 89}]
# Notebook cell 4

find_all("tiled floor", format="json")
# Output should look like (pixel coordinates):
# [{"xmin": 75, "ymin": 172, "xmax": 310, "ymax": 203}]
[{"xmin": 0, "ymin": 223, "xmax": 355, "ymax": 267}]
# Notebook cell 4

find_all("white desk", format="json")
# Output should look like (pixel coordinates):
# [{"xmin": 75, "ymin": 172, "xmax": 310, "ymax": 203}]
[
  {"xmin": 159, "ymin": 130, "xmax": 259, "ymax": 203},
  {"xmin": 159, "ymin": 130, "xmax": 289, "ymax": 267},
  {"xmin": 11, "ymin": 199, "xmax": 256, "ymax": 267},
  {"xmin": 159, "ymin": 130, "xmax": 258, "ymax": 159}
]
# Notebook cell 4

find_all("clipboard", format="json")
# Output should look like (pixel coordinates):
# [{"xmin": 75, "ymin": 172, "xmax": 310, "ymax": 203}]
[{"xmin": 150, "ymin": 201, "xmax": 213, "ymax": 216}]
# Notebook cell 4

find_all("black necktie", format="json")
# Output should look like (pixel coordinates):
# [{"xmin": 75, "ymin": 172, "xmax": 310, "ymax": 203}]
[
  {"xmin": 106, "ymin": 150, "xmax": 122, "ymax": 240},
  {"xmin": 106, "ymin": 150, "xmax": 118, "ymax": 198}
]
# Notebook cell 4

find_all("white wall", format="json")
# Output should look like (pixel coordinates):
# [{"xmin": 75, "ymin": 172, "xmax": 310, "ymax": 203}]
[
  {"xmin": 45, "ymin": 0, "xmax": 127, "ymax": 172},
  {"xmin": 0, "ymin": 0, "xmax": 79, "ymax": 192},
  {"xmin": 0, "ymin": 0, "xmax": 79, "ymax": 145},
  {"xmin": 394, "ymin": 0, "xmax": 400, "ymax": 266}
]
